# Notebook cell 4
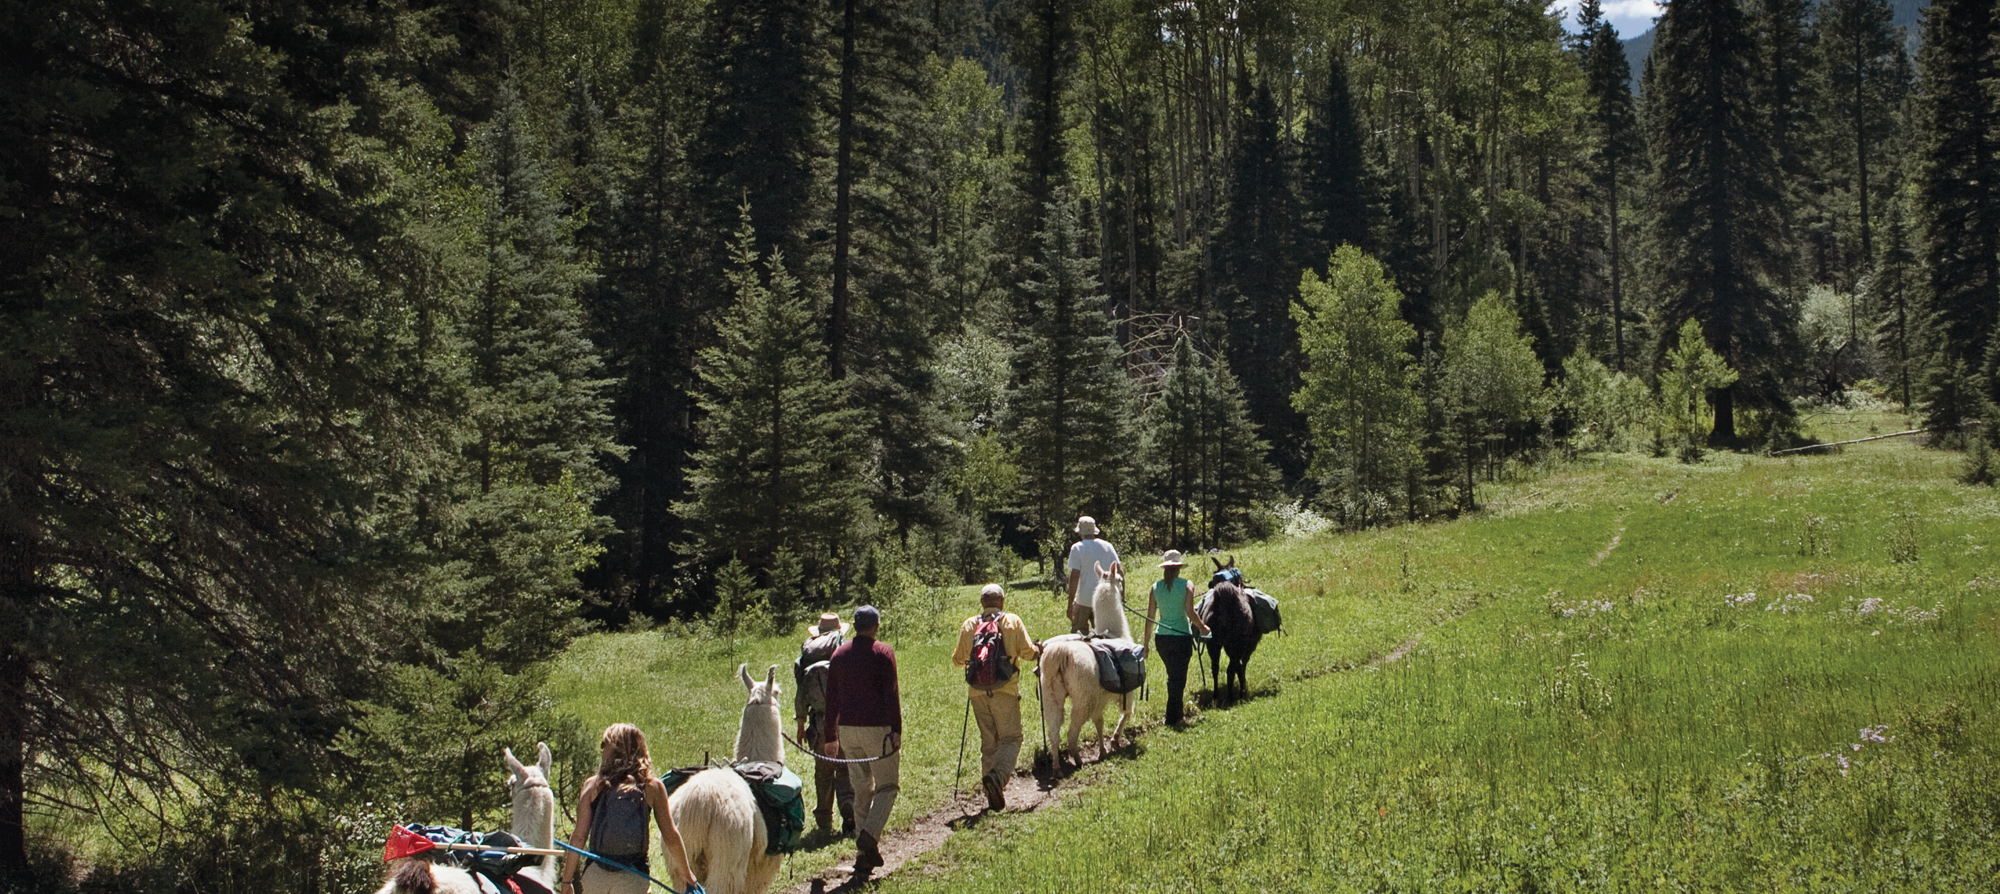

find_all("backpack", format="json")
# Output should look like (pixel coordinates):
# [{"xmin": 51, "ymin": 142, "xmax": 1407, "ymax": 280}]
[
  {"xmin": 794, "ymin": 630, "xmax": 844, "ymax": 715},
  {"xmin": 735, "ymin": 760, "xmax": 806, "ymax": 855},
  {"xmin": 1246, "ymin": 588, "xmax": 1283, "ymax": 634},
  {"xmin": 587, "ymin": 784, "xmax": 651, "ymax": 860},
  {"xmin": 964, "ymin": 613, "xmax": 1017, "ymax": 691},
  {"xmin": 659, "ymin": 764, "xmax": 806, "ymax": 857},
  {"xmin": 1089, "ymin": 638, "xmax": 1147, "ymax": 694}
]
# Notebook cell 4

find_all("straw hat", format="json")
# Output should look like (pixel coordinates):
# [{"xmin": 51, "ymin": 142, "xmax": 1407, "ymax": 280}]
[
  {"xmin": 1157, "ymin": 549, "xmax": 1187, "ymax": 567},
  {"xmin": 805, "ymin": 612, "xmax": 851, "ymax": 637},
  {"xmin": 1075, "ymin": 516, "xmax": 1099, "ymax": 537}
]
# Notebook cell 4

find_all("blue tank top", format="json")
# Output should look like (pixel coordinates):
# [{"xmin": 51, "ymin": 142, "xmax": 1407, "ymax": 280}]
[{"xmin": 1152, "ymin": 578, "xmax": 1195, "ymax": 637}]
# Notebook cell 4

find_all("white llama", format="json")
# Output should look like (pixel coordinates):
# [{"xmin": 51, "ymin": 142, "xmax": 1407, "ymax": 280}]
[
  {"xmin": 376, "ymin": 743, "xmax": 557, "ymax": 894},
  {"xmin": 668, "ymin": 663, "xmax": 786, "ymax": 894},
  {"xmin": 1037, "ymin": 563, "xmax": 1136, "ymax": 765}
]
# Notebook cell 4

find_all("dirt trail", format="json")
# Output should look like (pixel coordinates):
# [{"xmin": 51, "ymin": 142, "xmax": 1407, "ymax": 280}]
[{"xmin": 777, "ymin": 631, "xmax": 1431, "ymax": 893}]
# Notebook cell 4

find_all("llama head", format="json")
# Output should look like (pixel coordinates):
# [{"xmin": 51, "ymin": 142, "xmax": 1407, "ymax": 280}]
[
  {"xmin": 735, "ymin": 664, "xmax": 785, "ymax": 763},
  {"xmin": 504, "ymin": 742, "xmax": 553, "ymax": 795},
  {"xmin": 739, "ymin": 662, "xmax": 781, "ymax": 706},
  {"xmin": 503, "ymin": 742, "xmax": 556, "ymax": 857},
  {"xmin": 1092, "ymin": 563, "xmax": 1130, "ymax": 639}
]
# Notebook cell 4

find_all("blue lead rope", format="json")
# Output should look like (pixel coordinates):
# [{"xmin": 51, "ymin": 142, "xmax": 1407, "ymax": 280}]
[{"xmin": 553, "ymin": 840, "xmax": 704, "ymax": 894}]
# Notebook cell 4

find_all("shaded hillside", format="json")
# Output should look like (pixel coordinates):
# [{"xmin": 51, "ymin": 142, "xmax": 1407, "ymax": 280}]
[{"xmin": 1623, "ymin": 0, "xmax": 1926, "ymax": 91}]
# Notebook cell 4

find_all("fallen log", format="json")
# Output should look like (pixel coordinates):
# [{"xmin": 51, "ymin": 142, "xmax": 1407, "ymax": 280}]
[{"xmin": 1769, "ymin": 428, "xmax": 1929, "ymax": 456}]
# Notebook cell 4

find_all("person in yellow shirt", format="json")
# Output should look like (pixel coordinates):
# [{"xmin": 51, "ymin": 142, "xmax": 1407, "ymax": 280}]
[{"xmin": 951, "ymin": 583, "xmax": 1040, "ymax": 811}]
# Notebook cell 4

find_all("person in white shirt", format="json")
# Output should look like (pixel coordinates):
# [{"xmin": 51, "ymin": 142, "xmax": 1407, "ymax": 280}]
[{"xmin": 1063, "ymin": 516, "xmax": 1121, "ymax": 635}]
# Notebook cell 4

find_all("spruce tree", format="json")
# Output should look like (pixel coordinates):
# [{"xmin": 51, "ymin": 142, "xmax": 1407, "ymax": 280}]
[
  {"xmin": 1301, "ymin": 52, "xmax": 1372, "ymax": 266},
  {"xmin": 1871, "ymin": 198, "xmax": 1924, "ymax": 410},
  {"xmin": 1138, "ymin": 339, "xmax": 1277, "ymax": 549},
  {"xmin": 678, "ymin": 210, "xmax": 865, "ymax": 602},
  {"xmin": 1751, "ymin": 0, "xmax": 1815, "ymax": 289},
  {"xmin": 1002, "ymin": 189, "xmax": 1135, "ymax": 552},
  {"xmin": 1216, "ymin": 75, "xmax": 1309, "ymax": 482},
  {"xmin": 587, "ymin": 14, "xmax": 708, "ymax": 616},
  {"xmin": 0, "ymin": 0, "xmax": 504, "ymax": 877},
  {"xmin": 389, "ymin": 83, "xmax": 615, "ymax": 828},
  {"xmin": 1812, "ymin": 0, "xmax": 1903, "ymax": 285},
  {"xmin": 691, "ymin": 0, "xmax": 825, "ymax": 266},
  {"xmin": 1582, "ymin": 13, "xmax": 1642, "ymax": 371},
  {"xmin": 1292, "ymin": 246, "xmax": 1423, "ymax": 528},
  {"xmin": 1913, "ymin": 0, "xmax": 2000, "ymax": 366},
  {"xmin": 1648, "ymin": 0, "xmax": 1799, "ymax": 442}
]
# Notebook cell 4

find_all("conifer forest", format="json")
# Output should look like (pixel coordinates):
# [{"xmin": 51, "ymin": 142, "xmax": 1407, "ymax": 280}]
[{"xmin": 1, "ymin": 0, "xmax": 1996, "ymax": 888}]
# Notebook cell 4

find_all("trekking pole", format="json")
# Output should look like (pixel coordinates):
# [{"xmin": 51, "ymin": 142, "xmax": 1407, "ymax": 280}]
[{"xmin": 952, "ymin": 695, "xmax": 972, "ymax": 802}]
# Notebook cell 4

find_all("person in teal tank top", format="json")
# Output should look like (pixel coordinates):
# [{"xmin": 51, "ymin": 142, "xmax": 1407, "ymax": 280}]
[{"xmin": 1142, "ymin": 550, "xmax": 1210, "ymax": 727}]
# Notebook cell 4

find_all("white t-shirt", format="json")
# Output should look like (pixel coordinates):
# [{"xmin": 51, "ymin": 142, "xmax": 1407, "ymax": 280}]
[{"xmin": 1066, "ymin": 538, "xmax": 1121, "ymax": 607}]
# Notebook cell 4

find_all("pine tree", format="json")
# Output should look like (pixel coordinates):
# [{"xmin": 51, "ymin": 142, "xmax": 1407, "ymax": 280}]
[
  {"xmin": 691, "ymin": 0, "xmax": 825, "ymax": 267},
  {"xmin": 1871, "ymin": 198, "xmax": 1924, "ymax": 410},
  {"xmin": 1812, "ymin": 0, "xmax": 1904, "ymax": 286},
  {"xmin": 678, "ymin": 210, "xmax": 865, "ymax": 598},
  {"xmin": 0, "ymin": 0, "xmax": 505, "ymax": 877},
  {"xmin": 1292, "ymin": 246, "xmax": 1423, "ymax": 529},
  {"xmin": 1002, "ymin": 189, "xmax": 1135, "ymax": 550},
  {"xmin": 1301, "ymin": 52, "xmax": 1372, "ymax": 266},
  {"xmin": 1913, "ymin": 0, "xmax": 2000, "ymax": 366},
  {"xmin": 1216, "ymin": 75, "xmax": 1308, "ymax": 482},
  {"xmin": 1648, "ymin": 0, "xmax": 1798, "ymax": 443},
  {"xmin": 1138, "ymin": 339, "xmax": 1277, "ymax": 549},
  {"xmin": 1582, "ymin": 13, "xmax": 1642, "ymax": 371},
  {"xmin": 587, "ymin": 14, "xmax": 709, "ymax": 617},
  {"xmin": 376, "ymin": 80, "xmax": 616, "ymax": 832},
  {"xmin": 1005, "ymin": 0, "xmax": 1078, "ymax": 251},
  {"xmin": 1751, "ymin": 0, "xmax": 1815, "ymax": 289}
]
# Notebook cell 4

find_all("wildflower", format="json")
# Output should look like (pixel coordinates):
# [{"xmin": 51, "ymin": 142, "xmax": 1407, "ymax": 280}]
[{"xmin": 1858, "ymin": 597, "xmax": 1883, "ymax": 614}]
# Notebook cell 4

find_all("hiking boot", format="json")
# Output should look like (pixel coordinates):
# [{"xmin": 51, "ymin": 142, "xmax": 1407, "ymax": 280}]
[
  {"xmin": 855, "ymin": 830, "xmax": 882, "ymax": 868},
  {"xmin": 981, "ymin": 772, "xmax": 1005, "ymax": 811}
]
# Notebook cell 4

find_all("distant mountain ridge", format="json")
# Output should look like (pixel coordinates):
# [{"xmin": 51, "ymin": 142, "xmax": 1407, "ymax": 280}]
[{"xmin": 1621, "ymin": 0, "xmax": 1927, "ymax": 91}]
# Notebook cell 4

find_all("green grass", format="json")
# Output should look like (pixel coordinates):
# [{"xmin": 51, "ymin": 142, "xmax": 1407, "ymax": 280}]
[{"xmin": 550, "ymin": 405, "xmax": 2000, "ymax": 891}]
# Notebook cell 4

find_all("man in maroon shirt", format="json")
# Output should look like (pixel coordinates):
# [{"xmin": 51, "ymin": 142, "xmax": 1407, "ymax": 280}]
[{"xmin": 824, "ymin": 604, "xmax": 901, "ymax": 869}]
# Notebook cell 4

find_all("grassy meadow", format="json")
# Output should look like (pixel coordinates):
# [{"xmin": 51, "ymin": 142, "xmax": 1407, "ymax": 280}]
[{"xmin": 549, "ymin": 403, "xmax": 2000, "ymax": 891}]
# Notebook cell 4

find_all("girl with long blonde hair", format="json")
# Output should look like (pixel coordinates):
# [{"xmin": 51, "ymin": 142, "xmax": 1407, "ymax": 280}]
[{"xmin": 560, "ymin": 724, "xmax": 695, "ymax": 894}]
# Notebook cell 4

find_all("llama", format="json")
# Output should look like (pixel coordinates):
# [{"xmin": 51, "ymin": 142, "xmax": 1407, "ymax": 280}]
[
  {"xmin": 1201, "ymin": 556, "xmax": 1263, "ymax": 706},
  {"xmin": 376, "ymin": 743, "xmax": 557, "ymax": 894},
  {"xmin": 668, "ymin": 663, "xmax": 786, "ymax": 894},
  {"xmin": 1037, "ymin": 563, "xmax": 1135, "ymax": 766}
]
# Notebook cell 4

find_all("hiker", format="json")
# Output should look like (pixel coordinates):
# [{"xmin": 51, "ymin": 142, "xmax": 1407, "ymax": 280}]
[
  {"xmin": 1064, "ymin": 516, "xmax": 1121, "ymax": 634},
  {"xmin": 1141, "ymin": 550, "xmax": 1209, "ymax": 728},
  {"xmin": 560, "ymin": 723, "xmax": 695, "ymax": 894},
  {"xmin": 795, "ymin": 612, "xmax": 857, "ymax": 835},
  {"xmin": 825, "ymin": 604, "xmax": 901, "ymax": 870},
  {"xmin": 950, "ymin": 583, "xmax": 1040, "ymax": 811}
]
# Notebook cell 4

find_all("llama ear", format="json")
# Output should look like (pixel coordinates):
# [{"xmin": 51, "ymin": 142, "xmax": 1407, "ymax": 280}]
[
  {"xmin": 504, "ymin": 747, "xmax": 526, "ymax": 778},
  {"xmin": 1227, "ymin": 554, "xmax": 1236, "ymax": 569},
  {"xmin": 536, "ymin": 742, "xmax": 552, "ymax": 777},
  {"xmin": 739, "ymin": 663, "xmax": 753, "ymax": 691},
  {"xmin": 765, "ymin": 664, "xmax": 778, "ymax": 692},
  {"xmin": 1211, "ymin": 556, "xmax": 1224, "ymax": 571},
  {"xmin": 1095, "ymin": 561, "xmax": 1108, "ymax": 579}
]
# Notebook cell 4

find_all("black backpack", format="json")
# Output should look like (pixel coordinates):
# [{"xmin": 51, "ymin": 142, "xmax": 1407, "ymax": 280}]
[{"xmin": 965, "ymin": 614, "xmax": 1016, "ymax": 691}]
